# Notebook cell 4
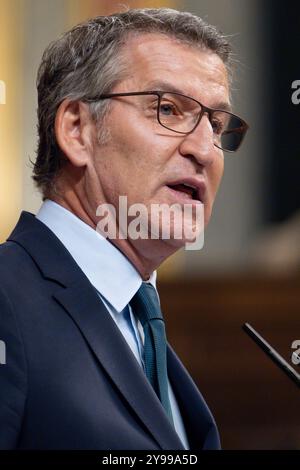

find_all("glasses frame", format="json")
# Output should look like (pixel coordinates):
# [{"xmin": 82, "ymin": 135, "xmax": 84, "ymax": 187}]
[{"xmin": 84, "ymin": 90, "xmax": 249, "ymax": 153}]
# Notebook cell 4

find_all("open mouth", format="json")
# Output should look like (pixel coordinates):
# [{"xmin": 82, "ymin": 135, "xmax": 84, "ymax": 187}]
[{"xmin": 166, "ymin": 183, "xmax": 200, "ymax": 201}]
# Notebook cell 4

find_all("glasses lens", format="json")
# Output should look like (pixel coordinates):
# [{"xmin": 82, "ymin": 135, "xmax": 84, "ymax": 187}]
[
  {"xmin": 214, "ymin": 112, "xmax": 246, "ymax": 152},
  {"xmin": 158, "ymin": 93, "xmax": 200, "ymax": 133}
]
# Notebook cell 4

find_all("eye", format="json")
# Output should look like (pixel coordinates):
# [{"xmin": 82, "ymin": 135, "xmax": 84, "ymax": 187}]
[
  {"xmin": 159, "ymin": 102, "xmax": 180, "ymax": 116},
  {"xmin": 211, "ymin": 118, "xmax": 225, "ymax": 135}
]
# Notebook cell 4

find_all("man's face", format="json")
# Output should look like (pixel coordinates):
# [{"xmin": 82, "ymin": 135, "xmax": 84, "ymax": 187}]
[{"xmin": 90, "ymin": 33, "xmax": 229, "ymax": 247}]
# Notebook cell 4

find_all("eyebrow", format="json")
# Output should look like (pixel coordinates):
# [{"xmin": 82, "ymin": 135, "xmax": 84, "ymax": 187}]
[{"xmin": 143, "ymin": 79, "xmax": 232, "ymax": 112}]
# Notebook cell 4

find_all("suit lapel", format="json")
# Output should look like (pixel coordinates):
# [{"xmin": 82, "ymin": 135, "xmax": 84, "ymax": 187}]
[
  {"xmin": 8, "ymin": 211, "xmax": 184, "ymax": 450},
  {"xmin": 53, "ymin": 281, "xmax": 185, "ymax": 450}
]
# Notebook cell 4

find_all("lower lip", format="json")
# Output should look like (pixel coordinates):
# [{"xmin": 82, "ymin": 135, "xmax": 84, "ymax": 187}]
[{"xmin": 166, "ymin": 186, "xmax": 203, "ymax": 206}]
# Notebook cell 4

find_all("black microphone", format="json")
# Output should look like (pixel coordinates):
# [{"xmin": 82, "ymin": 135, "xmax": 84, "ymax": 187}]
[{"xmin": 243, "ymin": 322, "xmax": 300, "ymax": 387}]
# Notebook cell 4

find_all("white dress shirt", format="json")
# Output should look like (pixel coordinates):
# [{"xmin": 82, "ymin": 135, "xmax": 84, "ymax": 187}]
[{"xmin": 36, "ymin": 199, "xmax": 189, "ymax": 449}]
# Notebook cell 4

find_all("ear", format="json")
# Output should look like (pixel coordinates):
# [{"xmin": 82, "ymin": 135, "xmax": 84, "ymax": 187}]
[{"xmin": 54, "ymin": 99, "xmax": 95, "ymax": 167}]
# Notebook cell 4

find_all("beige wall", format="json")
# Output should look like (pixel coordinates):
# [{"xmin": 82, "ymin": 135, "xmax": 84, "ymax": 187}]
[
  {"xmin": 0, "ymin": 0, "xmax": 24, "ymax": 242},
  {"xmin": 22, "ymin": 0, "xmax": 67, "ymax": 215}
]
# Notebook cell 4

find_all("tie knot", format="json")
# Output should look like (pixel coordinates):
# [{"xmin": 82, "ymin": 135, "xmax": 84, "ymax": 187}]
[{"xmin": 130, "ymin": 282, "xmax": 164, "ymax": 326}]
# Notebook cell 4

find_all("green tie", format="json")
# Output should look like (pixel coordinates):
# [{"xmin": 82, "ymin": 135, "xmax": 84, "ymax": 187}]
[{"xmin": 130, "ymin": 282, "xmax": 174, "ymax": 425}]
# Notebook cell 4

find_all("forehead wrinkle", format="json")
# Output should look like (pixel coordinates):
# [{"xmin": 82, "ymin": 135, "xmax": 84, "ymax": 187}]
[{"xmin": 119, "ymin": 34, "xmax": 230, "ymax": 110}]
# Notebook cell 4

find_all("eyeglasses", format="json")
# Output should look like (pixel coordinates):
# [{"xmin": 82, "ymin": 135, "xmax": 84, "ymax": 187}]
[{"xmin": 84, "ymin": 90, "xmax": 249, "ymax": 152}]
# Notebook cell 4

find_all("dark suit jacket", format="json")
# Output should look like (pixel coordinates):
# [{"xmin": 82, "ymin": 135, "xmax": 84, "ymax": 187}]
[{"xmin": 0, "ymin": 211, "xmax": 220, "ymax": 450}]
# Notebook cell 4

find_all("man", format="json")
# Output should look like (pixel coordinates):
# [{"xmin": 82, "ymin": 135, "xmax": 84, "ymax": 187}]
[{"xmin": 0, "ymin": 8, "xmax": 248, "ymax": 449}]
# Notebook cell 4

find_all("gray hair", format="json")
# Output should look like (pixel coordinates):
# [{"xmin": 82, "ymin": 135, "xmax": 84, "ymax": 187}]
[{"xmin": 32, "ymin": 8, "xmax": 233, "ymax": 199}]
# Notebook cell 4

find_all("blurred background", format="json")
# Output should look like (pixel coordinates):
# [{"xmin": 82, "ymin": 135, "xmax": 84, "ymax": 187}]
[{"xmin": 0, "ymin": 0, "xmax": 299, "ymax": 449}]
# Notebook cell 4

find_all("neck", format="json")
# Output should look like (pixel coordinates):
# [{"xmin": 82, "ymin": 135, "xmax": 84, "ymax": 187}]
[{"xmin": 48, "ymin": 192, "xmax": 176, "ymax": 282}]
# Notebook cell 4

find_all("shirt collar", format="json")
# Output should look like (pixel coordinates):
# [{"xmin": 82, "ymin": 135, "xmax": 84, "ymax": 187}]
[{"xmin": 36, "ymin": 199, "xmax": 157, "ymax": 312}]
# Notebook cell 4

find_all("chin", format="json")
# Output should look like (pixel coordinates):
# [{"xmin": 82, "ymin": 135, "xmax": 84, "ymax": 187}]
[{"xmin": 163, "ymin": 219, "xmax": 204, "ymax": 246}]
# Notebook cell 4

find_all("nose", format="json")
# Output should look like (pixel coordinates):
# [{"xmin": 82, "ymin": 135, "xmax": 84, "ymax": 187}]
[{"xmin": 178, "ymin": 113, "xmax": 219, "ymax": 166}]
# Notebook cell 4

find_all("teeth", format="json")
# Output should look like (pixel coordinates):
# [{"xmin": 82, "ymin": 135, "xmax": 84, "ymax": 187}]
[
  {"xmin": 182, "ymin": 183, "xmax": 196, "ymax": 190},
  {"xmin": 182, "ymin": 183, "xmax": 198, "ymax": 200}
]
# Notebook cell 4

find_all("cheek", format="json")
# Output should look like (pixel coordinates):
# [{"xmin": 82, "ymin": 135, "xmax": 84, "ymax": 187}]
[
  {"xmin": 108, "ymin": 104, "xmax": 178, "ymax": 166},
  {"xmin": 95, "ymin": 107, "xmax": 181, "ymax": 205},
  {"xmin": 211, "ymin": 155, "xmax": 224, "ymax": 196},
  {"xmin": 109, "ymin": 138, "xmax": 176, "ymax": 192}
]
